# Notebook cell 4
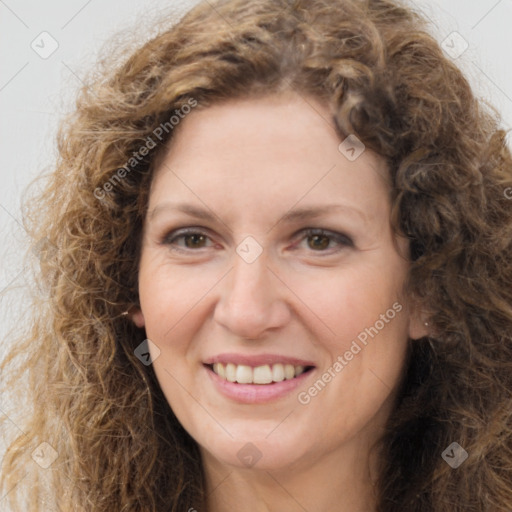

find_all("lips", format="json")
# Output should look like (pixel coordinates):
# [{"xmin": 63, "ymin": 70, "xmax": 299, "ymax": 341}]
[{"xmin": 204, "ymin": 360, "xmax": 315, "ymax": 404}]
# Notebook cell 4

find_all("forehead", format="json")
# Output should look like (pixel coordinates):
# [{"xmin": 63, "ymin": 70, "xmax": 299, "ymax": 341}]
[{"xmin": 149, "ymin": 93, "xmax": 390, "ymax": 223}]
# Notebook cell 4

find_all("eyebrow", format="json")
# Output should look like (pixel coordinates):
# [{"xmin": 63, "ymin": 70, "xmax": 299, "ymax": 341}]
[{"xmin": 148, "ymin": 202, "xmax": 368, "ymax": 225}]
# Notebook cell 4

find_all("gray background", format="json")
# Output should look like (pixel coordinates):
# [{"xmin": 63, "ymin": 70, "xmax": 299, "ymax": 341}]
[{"xmin": 0, "ymin": 0, "xmax": 511, "ymax": 507}]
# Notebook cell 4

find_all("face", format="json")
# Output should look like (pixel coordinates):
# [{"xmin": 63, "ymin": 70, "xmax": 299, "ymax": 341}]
[{"xmin": 132, "ymin": 93, "xmax": 427, "ymax": 473}]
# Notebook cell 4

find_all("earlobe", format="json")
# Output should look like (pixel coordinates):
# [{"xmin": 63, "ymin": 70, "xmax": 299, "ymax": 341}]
[
  {"xmin": 408, "ymin": 316, "xmax": 430, "ymax": 340},
  {"xmin": 128, "ymin": 305, "xmax": 145, "ymax": 328},
  {"xmin": 407, "ymin": 297, "xmax": 431, "ymax": 340}
]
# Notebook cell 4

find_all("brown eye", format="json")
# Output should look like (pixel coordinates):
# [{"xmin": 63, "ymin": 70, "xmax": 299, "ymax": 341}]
[
  {"xmin": 183, "ymin": 233, "xmax": 207, "ymax": 248},
  {"xmin": 162, "ymin": 228, "xmax": 214, "ymax": 251},
  {"xmin": 296, "ymin": 228, "xmax": 353, "ymax": 253},
  {"xmin": 307, "ymin": 233, "xmax": 331, "ymax": 250}
]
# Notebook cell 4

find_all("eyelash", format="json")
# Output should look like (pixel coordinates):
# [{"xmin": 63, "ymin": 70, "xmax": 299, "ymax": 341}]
[{"xmin": 161, "ymin": 227, "xmax": 354, "ymax": 255}]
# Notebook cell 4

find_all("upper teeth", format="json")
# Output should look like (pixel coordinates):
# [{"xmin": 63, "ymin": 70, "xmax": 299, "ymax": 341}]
[{"xmin": 212, "ymin": 363, "xmax": 306, "ymax": 384}]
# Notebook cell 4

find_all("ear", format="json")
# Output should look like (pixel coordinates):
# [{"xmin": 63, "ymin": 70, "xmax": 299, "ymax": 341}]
[
  {"xmin": 407, "ymin": 297, "xmax": 431, "ymax": 340},
  {"xmin": 408, "ymin": 315, "xmax": 430, "ymax": 340},
  {"xmin": 128, "ymin": 305, "xmax": 145, "ymax": 328}
]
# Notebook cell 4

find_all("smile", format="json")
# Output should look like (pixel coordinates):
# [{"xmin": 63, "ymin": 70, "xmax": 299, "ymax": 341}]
[{"xmin": 209, "ymin": 362, "xmax": 313, "ymax": 384}]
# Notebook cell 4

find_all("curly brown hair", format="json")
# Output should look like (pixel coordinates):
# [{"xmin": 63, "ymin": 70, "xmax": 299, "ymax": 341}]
[{"xmin": 1, "ymin": 0, "xmax": 512, "ymax": 510}]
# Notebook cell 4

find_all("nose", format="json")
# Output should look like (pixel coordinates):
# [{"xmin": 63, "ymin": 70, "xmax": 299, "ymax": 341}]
[{"xmin": 213, "ymin": 250, "xmax": 291, "ymax": 339}]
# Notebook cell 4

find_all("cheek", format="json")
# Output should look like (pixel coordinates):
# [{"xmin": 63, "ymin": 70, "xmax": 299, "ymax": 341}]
[
  {"xmin": 137, "ymin": 261, "xmax": 213, "ymax": 408},
  {"xmin": 286, "ymin": 258, "xmax": 409, "ymax": 355},
  {"xmin": 310, "ymin": 264, "xmax": 410, "ymax": 412},
  {"xmin": 291, "ymin": 265, "xmax": 410, "ymax": 436},
  {"xmin": 138, "ymin": 258, "xmax": 222, "ymax": 346}
]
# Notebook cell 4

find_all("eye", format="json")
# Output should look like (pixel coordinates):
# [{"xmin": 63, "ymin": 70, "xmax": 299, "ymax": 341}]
[
  {"xmin": 161, "ymin": 228, "xmax": 214, "ymax": 251},
  {"xmin": 293, "ymin": 228, "xmax": 353, "ymax": 253}
]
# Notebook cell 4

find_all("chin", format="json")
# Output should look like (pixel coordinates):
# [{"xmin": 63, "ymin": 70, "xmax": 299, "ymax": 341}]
[
  {"xmin": 195, "ymin": 419, "xmax": 318, "ymax": 472},
  {"xmin": 206, "ymin": 439, "xmax": 307, "ymax": 472}
]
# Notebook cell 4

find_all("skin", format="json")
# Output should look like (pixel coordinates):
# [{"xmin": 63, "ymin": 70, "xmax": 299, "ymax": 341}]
[{"xmin": 131, "ymin": 92, "xmax": 429, "ymax": 512}]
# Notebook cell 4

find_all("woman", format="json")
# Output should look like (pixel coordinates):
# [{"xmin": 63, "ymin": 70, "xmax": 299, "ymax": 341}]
[{"xmin": 1, "ymin": 0, "xmax": 511, "ymax": 510}]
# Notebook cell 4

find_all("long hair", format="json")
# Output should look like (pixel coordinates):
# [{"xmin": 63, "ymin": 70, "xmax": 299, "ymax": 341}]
[{"xmin": 1, "ymin": 0, "xmax": 511, "ymax": 510}]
